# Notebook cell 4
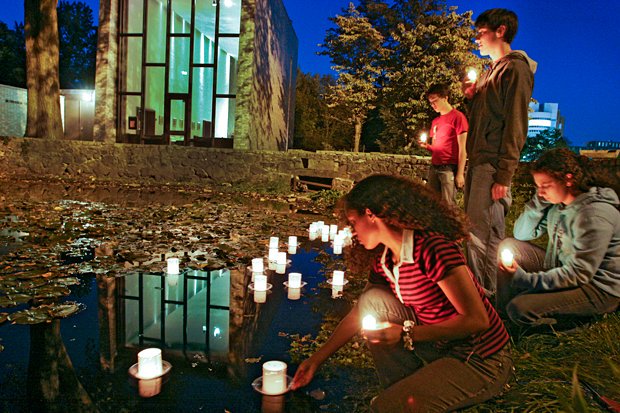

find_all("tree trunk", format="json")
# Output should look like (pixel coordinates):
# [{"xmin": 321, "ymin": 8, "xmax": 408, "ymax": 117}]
[
  {"xmin": 27, "ymin": 320, "xmax": 98, "ymax": 413},
  {"xmin": 353, "ymin": 120, "xmax": 362, "ymax": 153},
  {"xmin": 24, "ymin": 0, "xmax": 65, "ymax": 139}
]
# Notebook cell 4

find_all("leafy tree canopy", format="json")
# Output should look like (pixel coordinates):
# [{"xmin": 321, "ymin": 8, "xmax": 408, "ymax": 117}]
[{"xmin": 521, "ymin": 128, "xmax": 569, "ymax": 162}]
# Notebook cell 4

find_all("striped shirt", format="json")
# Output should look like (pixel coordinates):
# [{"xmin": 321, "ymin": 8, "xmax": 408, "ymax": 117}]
[{"xmin": 369, "ymin": 230, "xmax": 509, "ymax": 359}]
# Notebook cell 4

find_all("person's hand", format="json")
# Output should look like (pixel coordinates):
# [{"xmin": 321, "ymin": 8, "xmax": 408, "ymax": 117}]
[
  {"xmin": 462, "ymin": 79, "xmax": 476, "ymax": 100},
  {"xmin": 419, "ymin": 141, "xmax": 429, "ymax": 150},
  {"xmin": 455, "ymin": 172, "xmax": 465, "ymax": 189},
  {"xmin": 491, "ymin": 183, "xmax": 508, "ymax": 201},
  {"xmin": 499, "ymin": 259, "xmax": 519, "ymax": 274},
  {"xmin": 291, "ymin": 357, "xmax": 320, "ymax": 390},
  {"xmin": 362, "ymin": 323, "xmax": 402, "ymax": 346}
]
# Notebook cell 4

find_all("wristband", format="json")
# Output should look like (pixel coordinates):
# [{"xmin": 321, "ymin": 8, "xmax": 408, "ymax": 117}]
[{"xmin": 402, "ymin": 320, "xmax": 415, "ymax": 351}]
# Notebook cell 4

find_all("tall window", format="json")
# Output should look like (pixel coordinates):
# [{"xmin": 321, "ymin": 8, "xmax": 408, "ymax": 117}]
[{"xmin": 119, "ymin": 0, "xmax": 242, "ymax": 144}]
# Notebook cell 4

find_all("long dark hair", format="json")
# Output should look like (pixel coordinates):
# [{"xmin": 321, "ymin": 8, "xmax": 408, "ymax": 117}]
[
  {"xmin": 339, "ymin": 174, "xmax": 470, "ymax": 242},
  {"xmin": 530, "ymin": 148, "xmax": 619, "ymax": 195}
]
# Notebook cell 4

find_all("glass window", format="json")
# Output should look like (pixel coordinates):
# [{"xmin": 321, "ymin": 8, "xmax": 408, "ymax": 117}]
[
  {"xmin": 145, "ymin": 67, "xmax": 165, "ymax": 135},
  {"xmin": 208, "ymin": 308, "xmax": 229, "ymax": 356},
  {"xmin": 170, "ymin": 4, "xmax": 191, "ymax": 35},
  {"xmin": 119, "ymin": 37, "xmax": 142, "ymax": 93},
  {"xmin": 216, "ymin": 37, "xmax": 239, "ymax": 94},
  {"xmin": 193, "ymin": 32, "xmax": 215, "ymax": 65},
  {"xmin": 120, "ymin": 95, "xmax": 141, "ymax": 135},
  {"xmin": 146, "ymin": 0, "xmax": 167, "ymax": 63},
  {"xmin": 219, "ymin": 0, "xmax": 242, "ymax": 34},
  {"xmin": 169, "ymin": 37, "xmax": 190, "ymax": 93},
  {"xmin": 215, "ymin": 97, "xmax": 236, "ymax": 139},
  {"xmin": 122, "ymin": 0, "xmax": 144, "ymax": 33},
  {"xmin": 192, "ymin": 67, "xmax": 214, "ymax": 137},
  {"xmin": 193, "ymin": 1, "xmax": 216, "ymax": 63}
]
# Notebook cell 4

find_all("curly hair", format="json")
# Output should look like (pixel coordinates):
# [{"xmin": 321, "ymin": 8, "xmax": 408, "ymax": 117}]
[
  {"xmin": 530, "ymin": 148, "xmax": 619, "ymax": 195},
  {"xmin": 338, "ymin": 174, "xmax": 470, "ymax": 242}
]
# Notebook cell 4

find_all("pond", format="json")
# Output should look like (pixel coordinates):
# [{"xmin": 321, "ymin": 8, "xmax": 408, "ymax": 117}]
[{"xmin": 0, "ymin": 181, "xmax": 369, "ymax": 413}]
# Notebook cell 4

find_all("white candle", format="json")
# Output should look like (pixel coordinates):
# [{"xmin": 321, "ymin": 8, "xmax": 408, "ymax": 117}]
[
  {"xmin": 254, "ymin": 274, "xmax": 268, "ymax": 291},
  {"xmin": 167, "ymin": 273, "xmax": 179, "ymax": 287},
  {"xmin": 321, "ymin": 226, "xmax": 329, "ymax": 242},
  {"xmin": 166, "ymin": 258, "xmax": 180, "ymax": 275},
  {"xmin": 254, "ymin": 289, "xmax": 267, "ymax": 303},
  {"xmin": 138, "ymin": 376, "xmax": 162, "ymax": 398},
  {"xmin": 331, "ymin": 284, "xmax": 343, "ymax": 298},
  {"xmin": 329, "ymin": 224, "xmax": 338, "ymax": 240},
  {"xmin": 137, "ymin": 348, "xmax": 163, "ymax": 379},
  {"xmin": 276, "ymin": 252, "xmax": 287, "ymax": 265},
  {"xmin": 268, "ymin": 248, "xmax": 279, "ymax": 262},
  {"xmin": 467, "ymin": 69, "xmax": 478, "ymax": 82},
  {"xmin": 269, "ymin": 236, "xmax": 279, "ymax": 249},
  {"xmin": 332, "ymin": 270, "xmax": 345, "ymax": 285},
  {"xmin": 262, "ymin": 361, "xmax": 287, "ymax": 395},
  {"xmin": 288, "ymin": 272, "xmax": 302, "ymax": 289},
  {"xmin": 308, "ymin": 223, "xmax": 318, "ymax": 241},
  {"xmin": 288, "ymin": 236, "xmax": 297, "ymax": 247},
  {"xmin": 252, "ymin": 258, "xmax": 264, "ymax": 273},
  {"xmin": 287, "ymin": 287, "xmax": 301, "ymax": 300},
  {"xmin": 287, "ymin": 245, "xmax": 297, "ymax": 255},
  {"xmin": 333, "ymin": 236, "xmax": 344, "ymax": 255},
  {"xmin": 419, "ymin": 132, "xmax": 427, "ymax": 143},
  {"xmin": 501, "ymin": 249, "xmax": 514, "ymax": 267}
]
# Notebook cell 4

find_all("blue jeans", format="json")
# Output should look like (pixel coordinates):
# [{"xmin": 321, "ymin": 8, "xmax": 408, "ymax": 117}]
[
  {"xmin": 497, "ymin": 238, "xmax": 620, "ymax": 328},
  {"xmin": 358, "ymin": 285, "xmax": 513, "ymax": 413},
  {"xmin": 427, "ymin": 164, "xmax": 457, "ymax": 205},
  {"xmin": 464, "ymin": 163, "xmax": 512, "ymax": 295}
]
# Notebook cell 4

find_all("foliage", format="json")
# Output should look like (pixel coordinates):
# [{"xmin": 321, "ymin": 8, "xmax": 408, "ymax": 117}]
[
  {"xmin": 57, "ymin": 1, "xmax": 97, "ymax": 89},
  {"xmin": 309, "ymin": 189, "xmax": 346, "ymax": 210},
  {"xmin": 0, "ymin": 21, "xmax": 26, "ymax": 87},
  {"xmin": 521, "ymin": 128, "xmax": 570, "ymax": 162}
]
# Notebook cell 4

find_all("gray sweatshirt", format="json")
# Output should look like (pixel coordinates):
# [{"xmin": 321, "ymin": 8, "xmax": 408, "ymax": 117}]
[{"xmin": 512, "ymin": 187, "xmax": 620, "ymax": 297}]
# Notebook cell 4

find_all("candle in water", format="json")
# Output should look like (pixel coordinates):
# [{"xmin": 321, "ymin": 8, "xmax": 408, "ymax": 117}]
[
  {"xmin": 166, "ymin": 258, "xmax": 180, "ymax": 275},
  {"xmin": 331, "ymin": 284, "xmax": 343, "ymax": 298},
  {"xmin": 332, "ymin": 270, "xmax": 345, "ymax": 285},
  {"xmin": 329, "ymin": 224, "xmax": 338, "ymax": 240},
  {"xmin": 288, "ymin": 236, "xmax": 297, "ymax": 247},
  {"xmin": 501, "ymin": 249, "xmax": 514, "ymax": 267},
  {"xmin": 321, "ymin": 225, "xmax": 330, "ymax": 242},
  {"xmin": 288, "ymin": 245, "xmax": 297, "ymax": 255},
  {"xmin": 308, "ymin": 223, "xmax": 318, "ymax": 240},
  {"xmin": 137, "ymin": 348, "xmax": 163, "ymax": 379},
  {"xmin": 288, "ymin": 272, "xmax": 302, "ymax": 289},
  {"xmin": 254, "ymin": 289, "xmax": 267, "ymax": 303},
  {"xmin": 252, "ymin": 257, "xmax": 264, "ymax": 273},
  {"xmin": 254, "ymin": 274, "xmax": 268, "ymax": 291},
  {"xmin": 287, "ymin": 287, "xmax": 301, "ymax": 300},
  {"xmin": 269, "ymin": 236, "xmax": 279, "ymax": 249},
  {"xmin": 262, "ymin": 361, "xmax": 287, "ymax": 395},
  {"xmin": 268, "ymin": 248, "xmax": 279, "ymax": 262},
  {"xmin": 275, "ymin": 251, "xmax": 287, "ymax": 275},
  {"xmin": 333, "ymin": 236, "xmax": 343, "ymax": 255}
]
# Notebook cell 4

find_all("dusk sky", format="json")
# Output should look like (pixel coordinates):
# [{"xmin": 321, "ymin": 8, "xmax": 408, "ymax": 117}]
[{"xmin": 1, "ymin": 0, "xmax": 618, "ymax": 146}]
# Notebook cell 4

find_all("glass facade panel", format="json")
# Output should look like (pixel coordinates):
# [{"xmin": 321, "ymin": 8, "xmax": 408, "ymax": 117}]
[
  {"xmin": 193, "ymin": 1, "xmax": 216, "ymax": 64},
  {"xmin": 145, "ymin": 67, "xmax": 165, "ymax": 135},
  {"xmin": 122, "ymin": 0, "xmax": 144, "ymax": 33},
  {"xmin": 146, "ymin": 0, "xmax": 167, "ymax": 63},
  {"xmin": 215, "ymin": 97, "xmax": 236, "ymax": 139},
  {"xmin": 169, "ymin": 37, "xmax": 190, "ymax": 93},
  {"xmin": 120, "ymin": 95, "xmax": 142, "ymax": 135},
  {"xmin": 169, "ymin": 99, "xmax": 186, "ymax": 132},
  {"xmin": 119, "ymin": 37, "xmax": 142, "ymax": 93},
  {"xmin": 216, "ymin": 37, "xmax": 239, "ymax": 94},
  {"xmin": 219, "ymin": 0, "xmax": 242, "ymax": 34},
  {"xmin": 170, "ymin": 0, "xmax": 191, "ymax": 35},
  {"xmin": 142, "ymin": 273, "xmax": 163, "ymax": 341},
  {"xmin": 208, "ymin": 308, "xmax": 229, "ymax": 356},
  {"xmin": 192, "ymin": 67, "xmax": 214, "ymax": 138}
]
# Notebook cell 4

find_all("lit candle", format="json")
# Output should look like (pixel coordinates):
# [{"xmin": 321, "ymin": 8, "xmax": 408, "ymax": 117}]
[
  {"xmin": 288, "ymin": 245, "xmax": 297, "ymax": 255},
  {"xmin": 167, "ymin": 273, "xmax": 179, "ymax": 287},
  {"xmin": 254, "ymin": 274, "xmax": 268, "ymax": 291},
  {"xmin": 329, "ymin": 224, "xmax": 338, "ymax": 240},
  {"xmin": 138, "ymin": 377, "xmax": 162, "ymax": 398},
  {"xmin": 332, "ymin": 270, "xmax": 345, "ymax": 285},
  {"xmin": 269, "ymin": 236, "xmax": 279, "ymax": 249},
  {"xmin": 288, "ymin": 236, "xmax": 297, "ymax": 247},
  {"xmin": 276, "ymin": 252, "xmax": 287, "ymax": 274},
  {"xmin": 288, "ymin": 272, "xmax": 302, "ymax": 289},
  {"xmin": 254, "ymin": 289, "xmax": 267, "ymax": 303},
  {"xmin": 333, "ymin": 236, "xmax": 343, "ymax": 255},
  {"xmin": 331, "ymin": 284, "xmax": 343, "ymax": 298},
  {"xmin": 287, "ymin": 287, "xmax": 301, "ymax": 300},
  {"xmin": 362, "ymin": 314, "xmax": 377, "ymax": 330},
  {"xmin": 262, "ymin": 361, "xmax": 287, "ymax": 395},
  {"xmin": 419, "ymin": 132, "xmax": 428, "ymax": 143},
  {"xmin": 137, "ymin": 348, "xmax": 163, "ymax": 379},
  {"xmin": 501, "ymin": 248, "xmax": 514, "ymax": 267},
  {"xmin": 268, "ymin": 248, "xmax": 279, "ymax": 262},
  {"xmin": 166, "ymin": 258, "xmax": 180, "ymax": 275},
  {"xmin": 308, "ymin": 223, "xmax": 318, "ymax": 241},
  {"xmin": 467, "ymin": 69, "xmax": 478, "ymax": 82},
  {"xmin": 252, "ymin": 258, "xmax": 264, "ymax": 274},
  {"xmin": 321, "ymin": 225, "xmax": 330, "ymax": 242}
]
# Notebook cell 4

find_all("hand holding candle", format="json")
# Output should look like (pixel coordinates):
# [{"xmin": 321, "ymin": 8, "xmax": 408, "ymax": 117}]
[
  {"xmin": 467, "ymin": 68, "xmax": 478, "ymax": 82},
  {"xmin": 419, "ymin": 132, "xmax": 428, "ymax": 144},
  {"xmin": 500, "ymin": 248, "xmax": 514, "ymax": 267}
]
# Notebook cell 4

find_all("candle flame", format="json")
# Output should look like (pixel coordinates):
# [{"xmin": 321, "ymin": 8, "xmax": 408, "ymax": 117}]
[
  {"xmin": 501, "ymin": 249, "xmax": 514, "ymax": 266},
  {"xmin": 420, "ymin": 133, "xmax": 427, "ymax": 143},
  {"xmin": 467, "ymin": 69, "xmax": 478, "ymax": 82},
  {"xmin": 362, "ymin": 314, "xmax": 377, "ymax": 330}
]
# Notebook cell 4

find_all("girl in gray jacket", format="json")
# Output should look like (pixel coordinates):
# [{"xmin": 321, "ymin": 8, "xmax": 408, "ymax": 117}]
[{"xmin": 497, "ymin": 148, "xmax": 619, "ymax": 329}]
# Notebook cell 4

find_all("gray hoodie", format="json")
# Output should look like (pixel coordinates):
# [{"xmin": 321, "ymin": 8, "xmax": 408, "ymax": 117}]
[{"xmin": 512, "ymin": 187, "xmax": 620, "ymax": 297}]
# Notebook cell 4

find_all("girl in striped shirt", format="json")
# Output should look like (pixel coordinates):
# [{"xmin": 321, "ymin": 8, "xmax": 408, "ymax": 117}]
[{"xmin": 291, "ymin": 174, "xmax": 512, "ymax": 412}]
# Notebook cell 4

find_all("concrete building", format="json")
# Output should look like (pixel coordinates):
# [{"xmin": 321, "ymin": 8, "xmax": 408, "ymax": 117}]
[
  {"xmin": 528, "ymin": 102, "xmax": 564, "ymax": 137},
  {"xmin": 95, "ymin": 0, "xmax": 298, "ymax": 150}
]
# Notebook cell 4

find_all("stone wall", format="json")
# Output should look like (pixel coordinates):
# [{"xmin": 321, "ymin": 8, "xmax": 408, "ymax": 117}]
[{"xmin": 0, "ymin": 137, "xmax": 430, "ymax": 190}]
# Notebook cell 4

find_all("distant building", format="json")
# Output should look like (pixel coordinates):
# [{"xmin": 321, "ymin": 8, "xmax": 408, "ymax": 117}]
[
  {"xmin": 528, "ymin": 102, "xmax": 564, "ymax": 137},
  {"xmin": 580, "ymin": 140, "xmax": 620, "ymax": 159}
]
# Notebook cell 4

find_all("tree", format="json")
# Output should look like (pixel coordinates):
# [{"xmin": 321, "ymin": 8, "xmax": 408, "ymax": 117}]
[
  {"xmin": 0, "ymin": 21, "xmax": 26, "ymax": 87},
  {"xmin": 57, "ymin": 0, "xmax": 97, "ymax": 88},
  {"xmin": 521, "ymin": 128, "xmax": 569, "ymax": 162},
  {"xmin": 25, "ymin": 0, "xmax": 64, "ymax": 139},
  {"xmin": 320, "ymin": 3, "xmax": 387, "ymax": 152}
]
